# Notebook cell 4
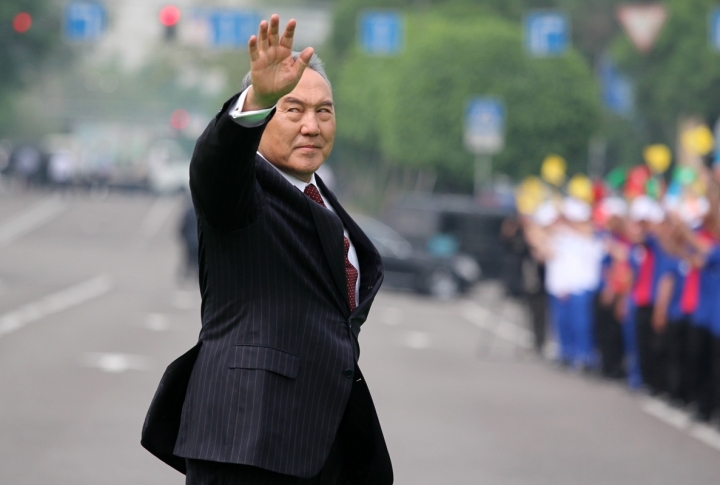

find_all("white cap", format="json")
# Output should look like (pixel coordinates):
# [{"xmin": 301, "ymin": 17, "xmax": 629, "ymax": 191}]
[
  {"xmin": 533, "ymin": 201, "xmax": 558, "ymax": 227},
  {"xmin": 648, "ymin": 203, "xmax": 665, "ymax": 223},
  {"xmin": 601, "ymin": 196, "xmax": 628, "ymax": 217},
  {"xmin": 562, "ymin": 197, "xmax": 591, "ymax": 222},
  {"xmin": 680, "ymin": 197, "xmax": 709, "ymax": 227},
  {"xmin": 630, "ymin": 195, "xmax": 659, "ymax": 222}
]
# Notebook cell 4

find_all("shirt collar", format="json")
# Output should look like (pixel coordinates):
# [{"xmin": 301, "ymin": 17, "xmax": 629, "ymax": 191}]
[{"xmin": 258, "ymin": 151, "xmax": 316, "ymax": 192}]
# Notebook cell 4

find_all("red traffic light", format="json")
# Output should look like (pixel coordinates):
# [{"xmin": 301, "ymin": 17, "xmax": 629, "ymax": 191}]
[
  {"xmin": 170, "ymin": 109, "xmax": 190, "ymax": 130},
  {"xmin": 13, "ymin": 12, "xmax": 32, "ymax": 33},
  {"xmin": 159, "ymin": 5, "xmax": 181, "ymax": 27}
]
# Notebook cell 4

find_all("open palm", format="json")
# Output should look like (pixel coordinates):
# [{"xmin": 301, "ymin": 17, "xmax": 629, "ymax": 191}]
[{"xmin": 248, "ymin": 15, "xmax": 314, "ymax": 109}]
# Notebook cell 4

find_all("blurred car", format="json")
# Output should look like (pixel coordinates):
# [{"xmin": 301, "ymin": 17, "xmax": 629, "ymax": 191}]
[
  {"xmin": 352, "ymin": 214, "xmax": 481, "ymax": 298},
  {"xmin": 146, "ymin": 138, "xmax": 190, "ymax": 194},
  {"xmin": 382, "ymin": 194, "xmax": 514, "ymax": 279}
]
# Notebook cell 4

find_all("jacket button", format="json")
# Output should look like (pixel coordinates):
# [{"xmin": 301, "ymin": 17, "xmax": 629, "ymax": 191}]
[{"xmin": 343, "ymin": 369, "xmax": 353, "ymax": 378}]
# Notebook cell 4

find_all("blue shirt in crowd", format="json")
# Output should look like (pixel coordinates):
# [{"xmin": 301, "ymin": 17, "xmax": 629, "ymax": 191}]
[{"xmin": 692, "ymin": 245, "xmax": 720, "ymax": 330}]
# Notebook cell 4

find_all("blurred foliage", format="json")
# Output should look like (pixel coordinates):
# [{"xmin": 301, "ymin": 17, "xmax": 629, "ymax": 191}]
[
  {"xmin": 613, "ymin": 0, "xmax": 720, "ymax": 147},
  {"xmin": 328, "ymin": 0, "xmax": 524, "ymax": 64},
  {"xmin": 331, "ymin": 7, "xmax": 601, "ymax": 187},
  {"xmin": 0, "ymin": 0, "xmax": 60, "ymax": 89},
  {"xmin": 328, "ymin": 0, "xmax": 628, "ymax": 67},
  {"xmin": 0, "ymin": 0, "xmax": 70, "ymax": 137}
]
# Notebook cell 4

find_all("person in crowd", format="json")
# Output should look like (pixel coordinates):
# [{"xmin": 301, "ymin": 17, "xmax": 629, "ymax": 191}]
[
  {"xmin": 520, "ymin": 223, "xmax": 548, "ymax": 354},
  {"xmin": 500, "ymin": 215, "xmax": 528, "ymax": 298},
  {"xmin": 652, "ymin": 212, "xmax": 696, "ymax": 404},
  {"xmin": 178, "ymin": 192, "xmax": 199, "ymax": 279},
  {"xmin": 48, "ymin": 150, "xmax": 75, "ymax": 190},
  {"xmin": 622, "ymin": 196, "xmax": 664, "ymax": 390},
  {"xmin": 594, "ymin": 198, "xmax": 629, "ymax": 379},
  {"xmin": 11, "ymin": 145, "xmax": 43, "ymax": 189},
  {"xmin": 670, "ymin": 194, "xmax": 719, "ymax": 422},
  {"xmin": 501, "ymin": 215, "xmax": 548, "ymax": 353},
  {"xmin": 525, "ymin": 198, "xmax": 603, "ymax": 369}
]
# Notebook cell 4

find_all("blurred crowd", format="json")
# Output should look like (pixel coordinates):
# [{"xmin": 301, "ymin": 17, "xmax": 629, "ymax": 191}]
[
  {"xmin": 0, "ymin": 142, "xmax": 114, "ymax": 191},
  {"xmin": 507, "ymin": 159, "xmax": 720, "ymax": 427}
]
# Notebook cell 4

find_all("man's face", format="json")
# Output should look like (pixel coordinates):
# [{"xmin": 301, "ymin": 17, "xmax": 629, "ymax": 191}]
[{"xmin": 258, "ymin": 69, "xmax": 335, "ymax": 182}]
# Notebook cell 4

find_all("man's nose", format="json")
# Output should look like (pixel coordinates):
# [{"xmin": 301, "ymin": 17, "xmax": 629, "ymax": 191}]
[{"xmin": 299, "ymin": 112, "xmax": 321, "ymax": 136}]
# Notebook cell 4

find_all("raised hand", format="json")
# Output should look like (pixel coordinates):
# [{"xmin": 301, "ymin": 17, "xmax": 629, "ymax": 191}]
[{"xmin": 244, "ymin": 15, "xmax": 315, "ymax": 111}]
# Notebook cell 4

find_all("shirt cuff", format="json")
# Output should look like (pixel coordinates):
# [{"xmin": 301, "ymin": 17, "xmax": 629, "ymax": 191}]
[{"xmin": 229, "ymin": 88, "xmax": 275, "ymax": 127}]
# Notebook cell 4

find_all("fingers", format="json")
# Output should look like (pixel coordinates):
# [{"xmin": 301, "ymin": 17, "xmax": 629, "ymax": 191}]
[
  {"xmin": 296, "ymin": 46, "xmax": 314, "ymax": 67},
  {"xmin": 248, "ymin": 35, "xmax": 259, "ymax": 62},
  {"xmin": 268, "ymin": 14, "xmax": 280, "ymax": 47},
  {"xmin": 279, "ymin": 18, "xmax": 297, "ymax": 49},
  {"xmin": 293, "ymin": 46, "xmax": 314, "ymax": 77},
  {"xmin": 254, "ymin": 15, "xmax": 284, "ymax": 54},
  {"xmin": 258, "ymin": 19, "xmax": 269, "ymax": 50}
]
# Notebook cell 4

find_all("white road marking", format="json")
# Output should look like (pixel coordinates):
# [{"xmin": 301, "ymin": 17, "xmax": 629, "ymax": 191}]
[
  {"xmin": 0, "ymin": 274, "xmax": 114, "ymax": 338},
  {"xmin": 403, "ymin": 331, "xmax": 431, "ymax": 349},
  {"xmin": 0, "ymin": 197, "xmax": 68, "ymax": 246},
  {"xmin": 81, "ymin": 352, "xmax": 150, "ymax": 373},
  {"xmin": 641, "ymin": 397, "xmax": 720, "ymax": 452},
  {"xmin": 462, "ymin": 301, "xmax": 532, "ymax": 349},
  {"xmin": 145, "ymin": 313, "xmax": 170, "ymax": 331},
  {"xmin": 140, "ymin": 197, "xmax": 176, "ymax": 238},
  {"xmin": 640, "ymin": 398, "xmax": 691, "ymax": 430},
  {"xmin": 689, "ymin": 424, "xmax": 720, "ymax": 451}
]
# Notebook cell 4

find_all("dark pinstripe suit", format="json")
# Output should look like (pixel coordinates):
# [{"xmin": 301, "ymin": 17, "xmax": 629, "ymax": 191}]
[{"xmin": 170, "ymin": 94, "xmax": 392, "ymax": 484}]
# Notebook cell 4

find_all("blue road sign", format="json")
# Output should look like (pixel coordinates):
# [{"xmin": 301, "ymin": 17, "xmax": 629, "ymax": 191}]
[
  {"xmin": 359, "ymin": 11, "xmax": 404, "ymax": 55},
  {"xmin": 464, "ymin": 97, "xmax": 505, "ymax": 155},
  {"xmin": 600, "ymin": 58, "xmax": 633, "ymax": 117},
  {"xmin": 65, "ymin": 2, "xmax": 106, "ymax": 41},
  {"xmin": 710, "ymin": 8, "xmax": 720, "ymax": 51},
  {"xmin": 208, "ymin": 10, "xmax": 260, "ymax": 48},
  {"xmin": 524, "ymin": 11, "xmax": 570, "ymax": 57}
]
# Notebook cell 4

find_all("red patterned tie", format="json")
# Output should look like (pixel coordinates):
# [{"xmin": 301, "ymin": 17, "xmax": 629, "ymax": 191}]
[{"xmin": 304, "ymin": 184, "xmax": 358, "ymax": 311}]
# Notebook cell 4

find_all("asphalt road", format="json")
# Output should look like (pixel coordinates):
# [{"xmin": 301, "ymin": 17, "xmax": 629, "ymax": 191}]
[{"xmin": 0, "ymin": 190, "xmax": 719, "ymax": 485}]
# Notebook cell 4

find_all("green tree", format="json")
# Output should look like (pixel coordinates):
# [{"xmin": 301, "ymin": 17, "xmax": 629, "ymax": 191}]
[
  {"xmin": 333, "ymin": 10, "xmax": 601, "ymax": 187},
  {"xmin": 0, "ymin": 0, "xmax": 59, "ymax": 88},
  {"xmin": 0, "ymin": 0, "xmax": 68, "ymax": 136},
  {"xmin": 328, "ymin": 0, "xmax": 524, "ymax": 68},
  {"xmin": 327, "ymin": 0, "xmax": 628, "ymax": 74},
  {"xmin": 613, "ymin": 0, "xmax": 720, "ymax": 148}
]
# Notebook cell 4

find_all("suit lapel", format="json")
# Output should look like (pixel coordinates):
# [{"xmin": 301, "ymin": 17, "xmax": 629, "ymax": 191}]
[
  {"xmin": 315, "ymin": 175, "xmax": 384, "ymax": 308},
  {"xmin": 254, "ymin": 158, "xmax": 383, "ymax": 315},
  {"xmin": 255, "ymin": 158, "xmax": 349, "ymax": 313},
  {"xmin": 304, "ymin": 196, "xmax": 351, "ymax": 312}
]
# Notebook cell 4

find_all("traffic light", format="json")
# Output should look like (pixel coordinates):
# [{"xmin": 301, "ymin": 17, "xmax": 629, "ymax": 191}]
[
  {"xmin": 13, "ymin": 12, "xmax": 32, "ymax": 33},
  {"xmin": 170, "ymin": 109, "xmax": 190, "ymax": 131},
  {"xmin": 159, "ymin": 5, "xmax": 181, "ymax": 41}
]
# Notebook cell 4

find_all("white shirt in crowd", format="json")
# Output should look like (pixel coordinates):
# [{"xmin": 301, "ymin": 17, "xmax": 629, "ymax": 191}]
[{"xmin": 545, "ymin": 224, "xmax": 604, "ymax": 297}]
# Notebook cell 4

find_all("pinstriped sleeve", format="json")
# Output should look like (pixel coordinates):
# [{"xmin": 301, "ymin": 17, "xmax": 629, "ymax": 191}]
[{"xmin": 189, "ymin": 93, "xmax": 274, "ymax": 231}]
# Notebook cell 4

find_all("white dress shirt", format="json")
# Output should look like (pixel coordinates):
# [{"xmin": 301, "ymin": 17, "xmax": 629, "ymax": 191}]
[{"xmin": 229, "ymin": 88, "xmax": 361, "ymax": 308}]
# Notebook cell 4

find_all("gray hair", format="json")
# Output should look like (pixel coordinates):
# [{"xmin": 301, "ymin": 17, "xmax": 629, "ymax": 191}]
[{"xmin": 239, "ymin": 51, "xmax": 331, "ymax": 92}]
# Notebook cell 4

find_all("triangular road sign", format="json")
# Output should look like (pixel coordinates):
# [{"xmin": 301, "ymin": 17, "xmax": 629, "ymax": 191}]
[{"xmin": 617, "ymin": 4, "xmax": 668, "ymax": 53}]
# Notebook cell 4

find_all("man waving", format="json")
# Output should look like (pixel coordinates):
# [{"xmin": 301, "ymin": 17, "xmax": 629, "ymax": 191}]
[{"xmin": 145, "ymin": 15, "xmax": 393, "ymax": 485}]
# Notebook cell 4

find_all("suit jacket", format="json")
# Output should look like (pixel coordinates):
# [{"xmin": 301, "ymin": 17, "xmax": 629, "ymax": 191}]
[{"xmin": 171, "ymin": 94, "xmax": 387, "ymax": 479}]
